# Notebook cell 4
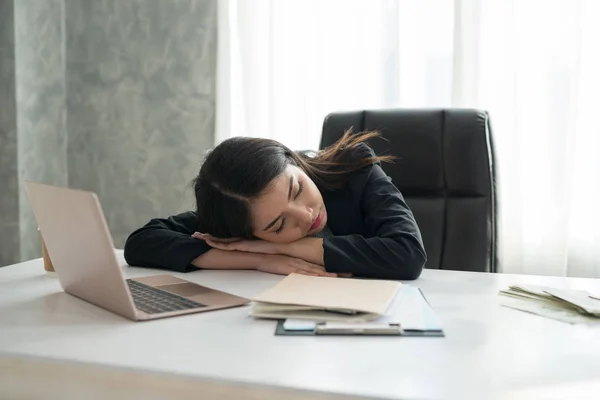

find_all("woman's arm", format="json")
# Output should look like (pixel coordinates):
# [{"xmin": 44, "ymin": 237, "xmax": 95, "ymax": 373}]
[
  {"xmin": 274, "ymin": 238, "xmax": 324, "ymax": 266},
  {"xmin": 124, "ymin": 211, "xmax": 210, "ymax": 272},
  {"xmin": 124, "ymin": 212, "xmax": 258, "ymax": 272},
  {"xmin": 124, "ymin": 212, "xmax": 332, "ymax": 276},
  {"xmin": 321, "ymin": 164, "xmax": 426, "ymax": 280},
  {"xmin": 200, "ymin": 234, "xmax": 326, "ymax": 266},
  {"xmin": 125, "ymin": 212, "xmax": 267, "ymax": 272},
  {"xmin": 191, "ymin": 249, "xmax": 261, "ymax": 270}
]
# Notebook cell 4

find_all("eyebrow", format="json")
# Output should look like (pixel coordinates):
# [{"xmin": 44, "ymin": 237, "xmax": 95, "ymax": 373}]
[{"xmin": 262, "ymin": 176, "xmax": 294, "ymax": 231}]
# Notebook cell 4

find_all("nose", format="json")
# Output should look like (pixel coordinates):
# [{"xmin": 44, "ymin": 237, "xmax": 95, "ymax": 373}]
[{"xmin": 290, "ymin": 205, "xmax": 313, "ymax": 228}]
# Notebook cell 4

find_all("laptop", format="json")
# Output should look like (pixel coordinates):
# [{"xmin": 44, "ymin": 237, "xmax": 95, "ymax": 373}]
[{"xmin": 24, "ymin": 182, "xmax": 250, "ymax": 321}]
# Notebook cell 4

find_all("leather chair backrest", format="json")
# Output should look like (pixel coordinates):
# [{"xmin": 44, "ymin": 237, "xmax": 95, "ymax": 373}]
[{"xmin": 320, "ymin": 109, "xmax": 497, "ymax": 272}]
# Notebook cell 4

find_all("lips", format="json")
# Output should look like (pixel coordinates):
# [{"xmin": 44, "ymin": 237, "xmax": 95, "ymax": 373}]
[{"xmin": 310, "ymin": 212, "xmax": 322, "ymax": 231}]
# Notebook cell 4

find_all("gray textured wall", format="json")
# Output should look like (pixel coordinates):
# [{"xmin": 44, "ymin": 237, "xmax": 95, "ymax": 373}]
[
  {"xmin": 0, "ymin": 0, "xmax": 217, "ymax": 266},
  {"xmin": 0, "ymin": 0, "xmax": 19, "ymax": 267},
  {"xmin": 15, "ymin": 0, "xmax": 68, "ymax": 261},
  {"xmin": 65, "ymin": 0, "xmax": 216, "ymax": 249}
]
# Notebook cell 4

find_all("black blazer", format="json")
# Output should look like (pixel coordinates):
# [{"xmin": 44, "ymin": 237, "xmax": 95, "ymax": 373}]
[{"xmin": 124, "ymin": 149, "xmax": 426, "ymax": 280}]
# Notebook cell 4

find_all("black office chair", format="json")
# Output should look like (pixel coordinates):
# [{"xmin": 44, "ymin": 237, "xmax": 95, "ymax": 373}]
[{"xmin": 320, "ymin": 109, "xmax": 497, "ymax": 273}]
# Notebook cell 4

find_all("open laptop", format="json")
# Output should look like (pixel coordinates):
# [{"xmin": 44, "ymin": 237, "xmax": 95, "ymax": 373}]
[{"xmin": 24, "ymin": 182, "xmax": 250, "ymax": 321}]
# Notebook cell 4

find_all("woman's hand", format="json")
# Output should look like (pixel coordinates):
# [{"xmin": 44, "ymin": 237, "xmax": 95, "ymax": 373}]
[
  {"xmin": 192, "ymin": 232, "xmax": 345, "ymax": 277},
  {"xmin": 192, "ymin": 232, "xmax": 242, "ymax": 243},
  {"xmin": 258, "ymin": 254, "xmax": 336, "ymax": 277},
  {"xmin": 193, "ymin": 233, "xmax": 325, "ymax": 266},
  {"xmin": 194, "ymin": 232, "xmax": 280, "ymax": 255}
]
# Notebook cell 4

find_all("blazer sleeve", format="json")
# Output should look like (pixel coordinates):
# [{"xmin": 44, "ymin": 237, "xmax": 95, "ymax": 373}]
[
  {"xmin": 123, "ymin": 211, "xmax": 211, "ymax": 272},
  {"xmin": 322, "ymin": 165, "xmax": 427, "ymax": 280}
]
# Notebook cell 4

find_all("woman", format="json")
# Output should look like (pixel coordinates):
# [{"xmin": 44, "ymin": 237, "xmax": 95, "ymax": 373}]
[{"xmin": 124, "ymin": 130, "xmax": 426, "ymax": 280}]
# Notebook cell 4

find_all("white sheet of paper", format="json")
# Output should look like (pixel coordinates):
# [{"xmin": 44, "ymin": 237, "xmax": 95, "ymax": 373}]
[
  {"xmin": 367, "ymin": 285, "xmax": 441, "ymax": 331},
  {"xmin": 282, "ymin": 285, "xmax": 442, "ymax": 332}
]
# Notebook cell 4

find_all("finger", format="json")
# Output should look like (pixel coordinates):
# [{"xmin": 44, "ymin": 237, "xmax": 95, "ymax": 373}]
[
  {"xmin": 302, "ymin": 266, "xmax": 336, "ymax": 277},
  {"xmin": 209, "ymin": 240, "xmax": 229, "ymax": 250},
  {"xmin": 218, "ymin": 237, "xmax": 243, "ymax": 243},
  {"xmin": 206, "ymin": 239, "xmax": 231, "ymax": 250},
  {"xmin": 298, "ymin": 262, "xmax": 334, "ymax": 275},
  {"xmin": 197, "ymin": 233, "xmax": 217, "ymax": 241},
  {"xmin": 195, "ymin": 233, "xmax": 220, "ymax": 241},
  {"xmin": 295, "ymin": 260, "xmax": 326, "ymax": 271},
  {"xmin": 294, "ymin": 270, "xmax": 323, "ymax": 277},
  {"xmin": 200, "ymin": 234, "xmax": 241, "ymax": 243}
]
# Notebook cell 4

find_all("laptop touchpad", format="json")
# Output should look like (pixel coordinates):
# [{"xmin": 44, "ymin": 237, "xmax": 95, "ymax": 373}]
[
  {"xmin": 154, "ymin": 281, "xmax": 246, "ymax": 306},
  {"xmin": 158, "ymin": 283, "xmax": 212, "ymax": 298}
]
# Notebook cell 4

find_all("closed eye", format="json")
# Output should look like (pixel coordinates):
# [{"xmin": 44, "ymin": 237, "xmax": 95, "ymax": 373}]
[
  {"xmin": 294, "ymin": 181, "xmax": 303, "ymax": 199},
  {"xmin": 274, "ymin": 180, "xmax": 302, "ymax": 234},
  {"xmin": 275, "ymin": 218, "xmax": 286, "ymax": 234}
]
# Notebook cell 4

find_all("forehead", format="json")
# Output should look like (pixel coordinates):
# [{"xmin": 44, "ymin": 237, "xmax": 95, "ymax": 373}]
[{"xmin": 250, "ymin": 166, "xmax": 296, "ymax": 226}]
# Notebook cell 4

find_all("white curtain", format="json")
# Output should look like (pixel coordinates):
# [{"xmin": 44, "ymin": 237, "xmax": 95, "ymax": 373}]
[{"xmin": 216, "ymin": 0, "xmax": 600, "ymax": 278}]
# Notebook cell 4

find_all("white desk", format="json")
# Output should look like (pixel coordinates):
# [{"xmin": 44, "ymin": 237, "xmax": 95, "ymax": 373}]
[{"xmin": 1, "ymin": 252, "xmax": 600, "ymax": 400}]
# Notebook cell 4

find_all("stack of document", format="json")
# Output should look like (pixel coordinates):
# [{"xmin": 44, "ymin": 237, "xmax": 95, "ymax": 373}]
[
  {"xmin": 252, "ymin": 274, "xmax": 444, "ymax": 336},
  {"xmin": 499, "ymin": 284, "xmax": 600, "ymax": 324},
  {"xmin": 251, "ymin": 273, "xmax": 401, "ymax": 322},
  {"xmin": 279, "ymin": 285, "xmax": 444, "ymax": 336}
]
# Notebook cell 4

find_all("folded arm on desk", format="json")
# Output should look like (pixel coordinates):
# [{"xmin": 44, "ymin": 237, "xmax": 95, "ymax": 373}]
[
  {"xmin": 123, "ymin": 212, "xmax": 260, "ymax": 272},
  {"xmin": 322, "ymin": 165, "xmax": 427, "ymax": 280}
]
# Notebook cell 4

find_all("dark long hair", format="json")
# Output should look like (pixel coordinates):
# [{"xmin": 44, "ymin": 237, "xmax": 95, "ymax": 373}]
[{"xmin": 193, "ymin": 130, "xmax": 393, "ymax": 238}]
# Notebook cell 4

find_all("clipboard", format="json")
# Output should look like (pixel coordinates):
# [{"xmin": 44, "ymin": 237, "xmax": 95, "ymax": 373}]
[
  {"xmin": 274, "ymin": 321, "xmax": 443, "ymax": 336},
  {"xmin": 274, "ymin": 286, "xmax": 445, "ymax": 337}
]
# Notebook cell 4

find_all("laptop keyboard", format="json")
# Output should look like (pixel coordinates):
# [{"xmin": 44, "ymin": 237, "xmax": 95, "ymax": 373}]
[{"xmin": 126, "ymin": 279, "xmax": 207, "ymax": 314}]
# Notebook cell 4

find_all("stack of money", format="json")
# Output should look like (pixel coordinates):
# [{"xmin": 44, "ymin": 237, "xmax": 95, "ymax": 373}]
[{"xmin": 499, "ymin": 284, "xmax": 600, "ymax": 324}]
